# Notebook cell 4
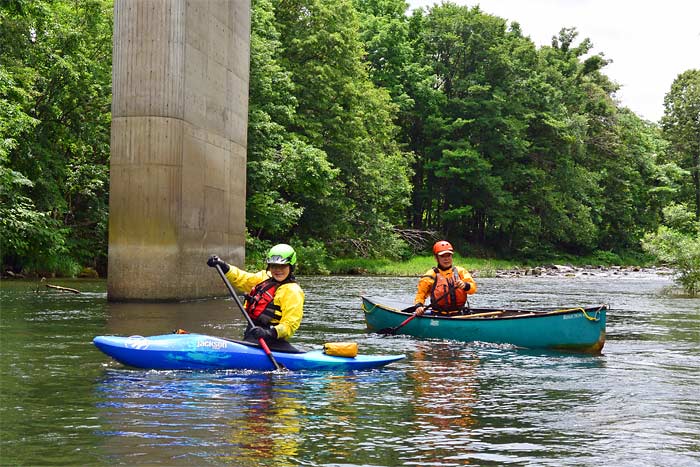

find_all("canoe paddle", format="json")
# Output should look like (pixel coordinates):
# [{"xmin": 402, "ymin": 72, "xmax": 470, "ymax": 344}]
[
  {"xmin": 378, "ymin": 305, "xmax": 428, "ymax": 336},
  {"xmin": 213, "ymin": 264, "xmax": 284, "ymax": 371}
]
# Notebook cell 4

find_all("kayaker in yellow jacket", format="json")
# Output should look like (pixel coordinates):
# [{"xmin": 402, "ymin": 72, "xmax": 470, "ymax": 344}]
[
  {"xmin": 414, "ymin": 240, "xmax": 477, "ymax": 316},
  {"xmin": 207, "ymin": 244, "xmax": 304, "ymax": 352}
]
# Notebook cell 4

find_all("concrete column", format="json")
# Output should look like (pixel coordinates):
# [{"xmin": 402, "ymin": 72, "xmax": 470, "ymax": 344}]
[{"xmin": 108, "ymin": 0, "xmax": 249, "ymax": 301}]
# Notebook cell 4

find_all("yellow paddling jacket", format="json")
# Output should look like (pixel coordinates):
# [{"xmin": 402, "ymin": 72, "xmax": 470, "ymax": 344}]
[{"xmin": 224, "ymin": 266, "xmax": 304, "ymax": 340}]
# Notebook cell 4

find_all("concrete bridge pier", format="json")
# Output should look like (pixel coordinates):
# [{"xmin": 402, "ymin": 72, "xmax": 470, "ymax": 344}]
[{"xmin": 108, "ymin": 0, "xmax": 250, "ymax": 301}]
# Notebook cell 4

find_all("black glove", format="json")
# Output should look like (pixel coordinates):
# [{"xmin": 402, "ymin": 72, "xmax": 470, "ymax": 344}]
[
  {"xmin": 207, "ymin": 255, "xmax": 230, "ymax": 273},
  {"xmin": 249, "ymin": 326, "xmax": 277, "ymax": 340}
]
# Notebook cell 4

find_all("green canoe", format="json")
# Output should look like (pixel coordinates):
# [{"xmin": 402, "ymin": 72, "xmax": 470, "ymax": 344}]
[{"xmin": 361, "ymin": 296, "xmax": 607, "ymax": 353}]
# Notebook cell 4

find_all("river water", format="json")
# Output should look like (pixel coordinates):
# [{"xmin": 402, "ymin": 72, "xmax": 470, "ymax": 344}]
[{"xmin": 1, "ymin": 271, "xmax": 698, "ymax": 466}]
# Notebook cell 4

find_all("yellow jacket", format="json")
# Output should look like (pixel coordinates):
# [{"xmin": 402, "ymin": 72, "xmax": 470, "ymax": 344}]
[
  {"xmin": 224, "ymin": 266, "xmax": 304, "ymax": 340},
  {"xmin": 414, "ymin": 266, "xmax": 477, "ymax": 307}
]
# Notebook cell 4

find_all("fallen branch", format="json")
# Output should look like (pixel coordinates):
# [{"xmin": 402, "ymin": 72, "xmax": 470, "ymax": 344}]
[
  {"xmin": 393, "ymin": 228, "xmax": 439, "ymax": 251},
  {"xmin": 46, "ymin": 284, "xmax": 81, "ymax": 294}
]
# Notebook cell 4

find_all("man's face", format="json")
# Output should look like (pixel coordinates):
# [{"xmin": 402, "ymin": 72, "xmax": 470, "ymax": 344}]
[{"xmin": 437, "ymin": 252, "xmax": 453, "ymax": 268}]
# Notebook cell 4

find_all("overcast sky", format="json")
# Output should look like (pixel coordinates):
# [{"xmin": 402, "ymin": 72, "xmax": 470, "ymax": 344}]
[{"xmin": 406, "ymin": 0, "xmax": 700, "ymax": 122}]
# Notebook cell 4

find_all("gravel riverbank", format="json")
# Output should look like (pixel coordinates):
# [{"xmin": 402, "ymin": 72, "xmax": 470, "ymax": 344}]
[{"xmin": 490, "ymin": 264, "xmax": 676, "ymax": 279}]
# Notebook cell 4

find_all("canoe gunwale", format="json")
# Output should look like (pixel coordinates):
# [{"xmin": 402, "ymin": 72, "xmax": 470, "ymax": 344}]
[{"xmin": 363, "ymin": 301, "xmax": 608, "ymax": 322}]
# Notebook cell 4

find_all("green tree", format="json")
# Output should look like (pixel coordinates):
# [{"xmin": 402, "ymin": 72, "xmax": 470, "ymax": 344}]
[
  {"xmin": 521, "ymin": 27, "xmax": 625, "ymax": 255},
  {"xmin": 1, "ymin": 0, "xmax": 112, "ymax": 275},
  {"xmin": 404, "ymin": 4, "xmax": 529, "ymax": 244},
  {"xmin": 274, "ymin": 0, "xmax": 412, "ymax": 257},
  {"xmin": 353, "ymin": 0, "xmax": 411, "ymax": 98},
  {"xmin": 385, "ymin": 3, "xmax": 672, "ymax": 259},
  {"xmin": 643, "ymin": 203, "xmax": 700, "ymax": 296},
  {"xmin": 0, "ymin": 55, "xmax": 48, "ymax": 268},
  {"xmin": 247, "ymin": 0, "xmax": 338, "ymax": 241},
  {"xmin": 597, "ymin": 109, "xmax": 679, "ymax": 250},
  {"xmin": 661, "ymin": 69, "xmax": 700, "ymax": 220},
  {"xmin": 401, "ymin": 5, "xmax": 608, "ymax": 255}
]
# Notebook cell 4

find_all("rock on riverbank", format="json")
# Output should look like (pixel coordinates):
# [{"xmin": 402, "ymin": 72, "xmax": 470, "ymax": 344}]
[{"xmin": 489, "ymin": 264, "xmax": 675, "ymax": 278}]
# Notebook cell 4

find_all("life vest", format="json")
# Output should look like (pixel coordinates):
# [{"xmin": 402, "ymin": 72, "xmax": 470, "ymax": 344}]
[
  {"xmin": 244, "ymin": 277, "xmax": 294, "ymax": 326},
  {"xmin": 429, "ymin": 267, "xmax": 467, "ymax": 313}
]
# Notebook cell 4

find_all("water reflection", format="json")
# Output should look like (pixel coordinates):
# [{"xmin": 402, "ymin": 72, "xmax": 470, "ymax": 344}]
[
  {"xmin": 407, "ymin": 342, "xmax": 480, "ymax": 464},
  {"xmin": 222, "ymin": 376, "xmax": 303, "ymax": 466},
  {"xmin": 93, "ymin": 368, "xmax": 408, "ymax": 466},
  {"xmin": 102, "ymin": 298, "xmax": 246, "ymax": 338},
  {"xmin": 95, "ymin": 370, "xmax": 303, "ymax": 466}
]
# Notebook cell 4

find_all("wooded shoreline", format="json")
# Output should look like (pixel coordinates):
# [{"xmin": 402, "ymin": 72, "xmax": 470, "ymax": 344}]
[{"xmin": 3, "ymin": 1, "xmax": 699, "ymax": 280}]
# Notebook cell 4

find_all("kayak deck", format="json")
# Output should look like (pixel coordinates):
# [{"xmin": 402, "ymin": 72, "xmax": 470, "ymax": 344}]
[{"xmin": 94, "ymin": 333, "xmax": 405, "ymax": 371}]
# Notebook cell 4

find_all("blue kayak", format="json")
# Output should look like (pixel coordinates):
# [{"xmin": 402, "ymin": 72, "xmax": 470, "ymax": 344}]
[{"xmin": 93, "ymin": 333, "xmax": 405, "ymax": 371}]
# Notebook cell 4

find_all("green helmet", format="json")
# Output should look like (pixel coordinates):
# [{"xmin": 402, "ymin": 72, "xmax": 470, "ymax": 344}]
[{"xmin": 266, "ymin": 243, "xmax": 297, "ymax": 266}]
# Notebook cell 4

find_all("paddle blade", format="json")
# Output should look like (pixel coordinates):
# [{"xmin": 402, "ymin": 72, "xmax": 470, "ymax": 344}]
[{"xmin": 377, "ymin": 313, "xmax": 417, "ymax": 336}]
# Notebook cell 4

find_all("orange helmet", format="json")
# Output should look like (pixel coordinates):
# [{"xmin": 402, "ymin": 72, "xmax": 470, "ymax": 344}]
[{"xmin": 433, "ymin": 240, "xmax": 454, "ymax": 256}]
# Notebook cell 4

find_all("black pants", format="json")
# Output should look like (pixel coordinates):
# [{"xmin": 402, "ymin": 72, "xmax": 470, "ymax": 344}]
[{"xmin": 243, "ymin": 327, "xmax": 303, "ymax": 353}]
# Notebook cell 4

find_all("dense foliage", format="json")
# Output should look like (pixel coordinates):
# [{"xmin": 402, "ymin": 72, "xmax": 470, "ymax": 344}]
[
  {"xmin": 1, "ymin": 0, "xmax": 112, "ymax": 276},
  {"xmin": 661, "ymin": 69, "xmax": 700, "ymax": 221},
  {"xmin": 1, "ymin": 0, "xmax": 697, "ymax": 278},
  {"xmin": 247, "ymin": 0, "xmax": 412, "ymax": 263},
  {"xmin": 643, "ymin": 203, "xmax": 700, "ymax": 296}
]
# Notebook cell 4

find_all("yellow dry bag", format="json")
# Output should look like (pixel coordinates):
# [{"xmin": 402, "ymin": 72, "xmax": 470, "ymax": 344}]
[{"xmin": 323, "ymin": 342, "xmax": 358, "ymax": 358}]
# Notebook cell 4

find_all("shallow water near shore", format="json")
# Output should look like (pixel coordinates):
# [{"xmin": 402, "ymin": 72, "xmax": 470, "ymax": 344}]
[{"xmin": 1, "ymin": 271, "xmax": 698, "ymax": 466}]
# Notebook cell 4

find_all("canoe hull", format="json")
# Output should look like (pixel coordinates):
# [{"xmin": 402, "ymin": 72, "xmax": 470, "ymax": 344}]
[
  {"xmin": 94, "ymin": 333, "xmax": 404, "ymax": 371},
  {"xmin": 362, "ymin": 296, "xmax": 606, "ymax": 353}
]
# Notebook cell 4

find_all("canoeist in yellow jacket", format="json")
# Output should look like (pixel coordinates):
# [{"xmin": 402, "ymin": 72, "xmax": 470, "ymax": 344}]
[
  {"xmin": 207, "ymin": 244, "xmax": 304, "ymax": 352},
  {"xmin": 414, "ymin": 240, "xmax": 477, "ymax": 316}
]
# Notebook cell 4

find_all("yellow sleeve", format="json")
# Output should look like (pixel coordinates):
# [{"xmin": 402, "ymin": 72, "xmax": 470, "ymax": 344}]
[
  {"xmin": 271, "ymin": 282, "xmax": 305, "ymax": 339},
  {"xmin": 414, "ymin": 269, "xmax": 436, "ymax": 305},
  {"xmin": 224, "ymin": 266, "xmax": 270, "ymax": 294},
  {"xmin": 457, "ymin": 266, "xmax": 477, "ymax": 295}
]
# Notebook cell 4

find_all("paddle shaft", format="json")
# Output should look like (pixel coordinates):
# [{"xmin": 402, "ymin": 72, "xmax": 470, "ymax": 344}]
[
  {"xmin": 379, "ymin": 304, "xmax": 429, "ymax": 335},
  {"xmin": 393, "ymin": 313, "xmax": 417, "ymax": 331},
  {"xmin": 214, "ymin": 264, "xmax": 283, "ymax": 370}
]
